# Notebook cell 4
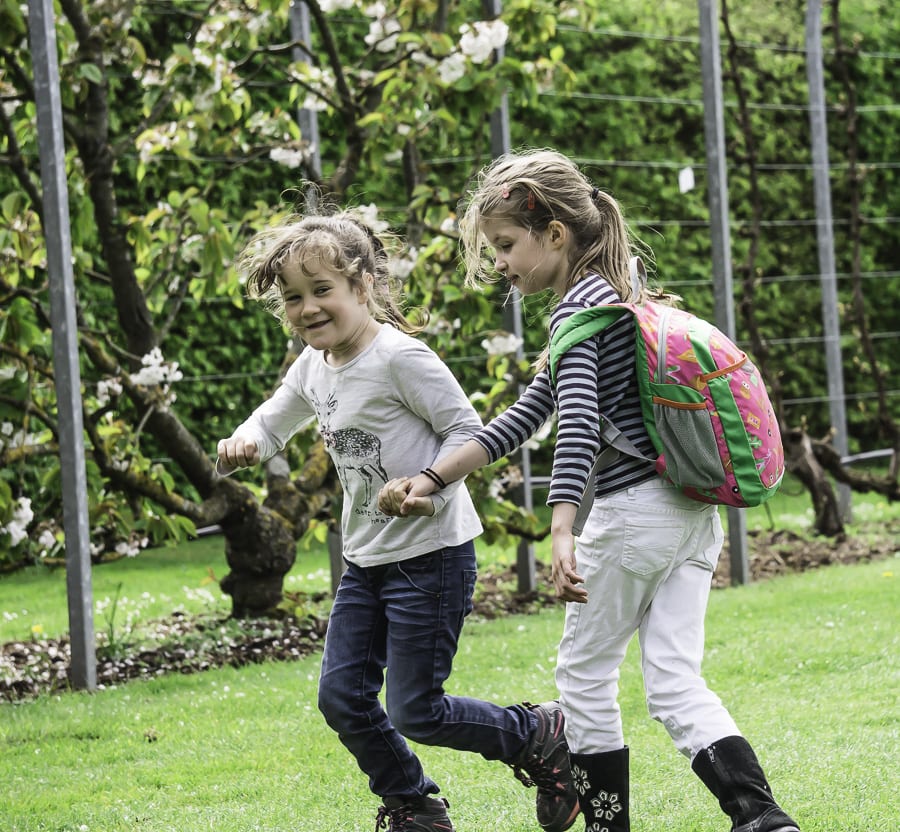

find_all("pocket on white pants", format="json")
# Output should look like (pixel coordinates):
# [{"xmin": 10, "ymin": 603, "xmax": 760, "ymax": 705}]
[{"xmin": 620, "ymin": 517, "xmax": 686, "ymax": 576}]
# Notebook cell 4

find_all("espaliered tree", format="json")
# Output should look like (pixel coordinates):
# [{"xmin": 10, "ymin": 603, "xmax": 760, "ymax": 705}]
[{"xmin": 0, "ymin": 0, "xmax": 578, "ymax": 609}]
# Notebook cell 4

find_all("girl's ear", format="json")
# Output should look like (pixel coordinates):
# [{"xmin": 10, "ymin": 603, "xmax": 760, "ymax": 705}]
[
  {"xmin": 547, "ymin": 220, "xmax": 568, "ymax": 247},
  {"xmin": 357, "ymin": 272, "xmax": 374, "ymax": 303}
]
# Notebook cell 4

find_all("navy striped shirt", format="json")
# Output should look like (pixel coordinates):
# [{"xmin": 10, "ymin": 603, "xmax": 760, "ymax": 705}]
[{"xmin": 474, "ymin": 273, "xmax": 657, "ymax": 505}]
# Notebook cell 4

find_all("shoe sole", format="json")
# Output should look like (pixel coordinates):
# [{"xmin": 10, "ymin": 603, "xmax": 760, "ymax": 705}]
[{"xmin": 541, "ymin": 801, "xmax": 580, "ymax": 832}]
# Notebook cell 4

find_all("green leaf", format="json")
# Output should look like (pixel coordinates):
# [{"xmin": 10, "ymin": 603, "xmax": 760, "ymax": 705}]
[{"xmin": 78, "ymin": 63, "xmax": 104, "ymax": 85}]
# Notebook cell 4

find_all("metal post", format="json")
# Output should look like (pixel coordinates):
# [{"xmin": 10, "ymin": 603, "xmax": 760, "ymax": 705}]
[
  {"xmin": 27, "ymin": 0, "xmax": 96, "ymax": 689},
  {"xmin": 805, "ymin": 0, "xmax": 851, "ymax": 520},
  {"xmin": 289, "ymin": 0, "xmax": 322, "ymax": 181},
  {"xmin": 697, "ymin": 0, "xmax": 748, "ymax": 585},
  {"xmin": 483, "ymin": 0, "xmax": 535, "ymax": 593}
]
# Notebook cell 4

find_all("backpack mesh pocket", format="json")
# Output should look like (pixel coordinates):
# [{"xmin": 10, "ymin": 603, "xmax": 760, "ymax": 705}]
[{"xmin": 652, "ymin": 399, "xmax": 725, "ymax": 488}]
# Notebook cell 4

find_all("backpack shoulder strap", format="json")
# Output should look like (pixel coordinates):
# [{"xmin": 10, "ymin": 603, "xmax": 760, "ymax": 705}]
[{"xmin": 548, "ymin": 304, "xmax": 634, "ymax": 385}]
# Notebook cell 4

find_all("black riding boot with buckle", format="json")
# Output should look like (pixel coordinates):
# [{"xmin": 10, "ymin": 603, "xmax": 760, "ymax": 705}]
[{"xmin": 691, "ymin": 736, "xmax": 800, "ymax": 832}]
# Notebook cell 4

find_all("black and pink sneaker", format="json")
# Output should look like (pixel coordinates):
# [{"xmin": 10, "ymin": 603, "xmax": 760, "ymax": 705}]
[
  {"xmin": 509, "ymin": 701, "xmax": 580, "ymax": 832},
  {"xmin": 375, "ymin": 796, "xmax": 455, "ymax": 832}
]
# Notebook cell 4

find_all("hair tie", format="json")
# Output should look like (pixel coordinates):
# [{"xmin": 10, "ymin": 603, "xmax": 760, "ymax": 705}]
[
  {"xmin": 526, "ymin": 191, "xmax": 536, "ymax": 210},
  {"xmin": 590, "ymin": 187, "xmax": 599, "ymax": 201},
  {"xmin": 420, "ymin": 467, "xmax": 448, "ymax": 489}
]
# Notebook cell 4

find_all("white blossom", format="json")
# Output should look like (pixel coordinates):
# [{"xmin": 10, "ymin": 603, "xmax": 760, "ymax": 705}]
[
  {"xmin": 481, "ymin": 333, "xmax": 523, "ymax": 356},
  {"xmin": 389, "ymin": 249, "xmax": 418, "ymax": 280},
  {"xmin": 0, "ymin": 425, "xmax": 32, "ymax": 452},
  {"xmin": 96, "ymin": 378, "xmax": 123, "ymax": 407},
  {"xmin": 410, "ymin": 51, "xmax": 436, "ymax": 68},
  {"xmin": 129, "ymin": 348, "xmax": 184, "ymax": 387},
  {"xmin": 459, "ymin": 19, "xmax": 509, "ymax": 65},
  {"xmin": 364, "ymin": 5, "xmax": 402, "ymax": 53},
  {"xmin": 301, "ymin": 91, "xmax": 330, "ymax": 112},
  {"xmin": 38, "ymin": 529, "xmax": 57, "ymax": 551},
  {"xmin": 269, "ymin": 147, "xmax": 307, "ymax": 169},
  {"xmin": 438, "ymin": 53, "xmax": 467, "ymax": 85},
  {"xmin": 1, "ymin": 497, "xmax": 33, "ymax": 547},
  {"xmin": 355, "ymin": 203, "xmax": 389, "ymax": 234},
  {"xmin": 488, "ymin": 478, "xmax": 505, "ymax": 500},
  {"xmin": 12, "ymin": 497, "xmax": 31, "ymax": 524},
  {"xmin": 129, "ymin": 348, "xmax": 183, "ymax": 407},
  {"xmin": 320, "ymin": 0, "xmax": 356, "ymax": 11},
  {"xmin": 115, "ymin": 540, "xmax": 140, "ymax": 557}
]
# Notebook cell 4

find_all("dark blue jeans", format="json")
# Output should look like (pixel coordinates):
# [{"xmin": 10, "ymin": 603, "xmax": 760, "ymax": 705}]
[{"xmin": 317, "ymin": 542, "xmax": 536, "ymax": 800}]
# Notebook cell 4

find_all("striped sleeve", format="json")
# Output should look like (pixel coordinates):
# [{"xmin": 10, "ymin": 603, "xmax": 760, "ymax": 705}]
[{"xmin": 473, "ymin": 370, "xmax": 556, "ymax": 461}]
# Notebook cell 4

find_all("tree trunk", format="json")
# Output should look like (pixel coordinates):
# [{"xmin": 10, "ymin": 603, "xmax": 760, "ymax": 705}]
[
  {"xmin": 219, "ymin": 503, "xmax": 298, "ymax": 618},
  {"xmin": 783, "ymin": 427, "xmax": 844, "ymax": 537},
  {"xmin": 218, "ymin": 439, "xmax": 339, "ymax": 617}
]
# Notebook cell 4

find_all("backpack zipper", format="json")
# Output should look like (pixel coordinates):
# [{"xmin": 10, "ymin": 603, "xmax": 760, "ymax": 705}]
[{"xmin": 655, "ymin": 305, "xmax": 672, "ymax": 384}]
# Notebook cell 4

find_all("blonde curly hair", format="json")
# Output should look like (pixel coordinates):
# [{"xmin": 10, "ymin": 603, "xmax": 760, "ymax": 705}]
[{"xmin": 237, "ymin": 210, "xmax": 425, "ymax": 335}]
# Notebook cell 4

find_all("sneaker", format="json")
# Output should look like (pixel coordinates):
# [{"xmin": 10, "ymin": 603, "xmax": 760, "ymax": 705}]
[
  {"xmin": 374, "ymin": 796, "xmax": 455, "ymax": 832},
  {"xmin": 509, "ymin": 701, "xmax": 580, "ymax": 832}
]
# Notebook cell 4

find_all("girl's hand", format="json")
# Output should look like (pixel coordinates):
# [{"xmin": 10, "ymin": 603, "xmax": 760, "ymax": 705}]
[
  {"xmin": 378, "ymin": 478, "xmax": 410, "ymax": 515},
  {"xmin": 216, "ymin": 436, "xmax": 260, "ymax": 476},
  {"xmin": 550, "ymin": 531, "xmax": 587, "ymax": 603},
  {"xmin": 400, "ymin": 473, "xmax": 439, "ymax": 516},
  {"xmin": 378, "ymin": 478, "xmax": 436, "ymax": 517}
]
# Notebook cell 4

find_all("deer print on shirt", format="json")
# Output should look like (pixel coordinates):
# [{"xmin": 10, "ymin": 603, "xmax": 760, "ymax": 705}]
[{"xmin": 312, "ymin": 390, "xmax": 389, "ymax": 508}]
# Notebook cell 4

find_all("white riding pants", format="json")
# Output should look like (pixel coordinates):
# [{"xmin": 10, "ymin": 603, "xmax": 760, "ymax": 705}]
[{"xmin": 556, "ymin": 478, "xmax": 741, "ymax": 758}]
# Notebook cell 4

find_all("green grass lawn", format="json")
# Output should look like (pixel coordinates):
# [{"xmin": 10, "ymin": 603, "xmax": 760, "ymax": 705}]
[
  {"xmin": 1, "ymin": 480, "xmax": 898, "ymax": 830},
  {"xmin": 1, "ymin": 553, "xmax": 897, "ymax": 831}
]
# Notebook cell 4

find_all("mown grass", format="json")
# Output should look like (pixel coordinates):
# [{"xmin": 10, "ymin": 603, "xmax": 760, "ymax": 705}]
[
  {"xmin": 0, "ymin": 554, "xmax": 897, "ymax": 830},
  {"xmin": 1, "ymin": 479, "xmax": 898, "ymax": 830}
]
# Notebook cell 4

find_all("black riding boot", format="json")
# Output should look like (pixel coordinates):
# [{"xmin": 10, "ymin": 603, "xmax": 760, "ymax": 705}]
[
  {"xmin": 570, "ymin": 747, "xmax": 629, "ymax": 831},
  {"xmin": 691, "ymin": 735, "xmax": 799, "ymax": 832}
]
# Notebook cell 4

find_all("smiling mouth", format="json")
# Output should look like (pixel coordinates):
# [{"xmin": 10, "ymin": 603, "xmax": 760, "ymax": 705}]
[{"xmin": 304, "ymin": 319, "xmax": 330, "ymax": 331}]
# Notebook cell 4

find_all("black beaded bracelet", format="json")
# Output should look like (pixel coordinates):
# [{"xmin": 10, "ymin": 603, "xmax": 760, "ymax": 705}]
[{"xmin": 420, "ymin": 467, "xmax": 448, "ymax": 490}]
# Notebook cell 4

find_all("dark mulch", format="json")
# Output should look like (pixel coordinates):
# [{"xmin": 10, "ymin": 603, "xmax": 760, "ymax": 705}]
[
  {"xmin": 1, "ymin": 612, "xmax": 331, "ymax": 703},
  {"xmin": 712, "ymin": 524, "xmax": 897, "ymax": 588},
  {"xmin": 2, "ymin": 524, "xmax": 895, "ymax": 703}
]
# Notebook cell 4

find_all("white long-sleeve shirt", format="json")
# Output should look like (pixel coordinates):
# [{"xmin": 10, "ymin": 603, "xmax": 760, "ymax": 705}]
[
  {"xmin": 229, "ymin": 323, "xmax": 483, "ymax": 566},
  {"xmin": 475, "ymin": 274, "xmax": 657, "ymax": 505}
]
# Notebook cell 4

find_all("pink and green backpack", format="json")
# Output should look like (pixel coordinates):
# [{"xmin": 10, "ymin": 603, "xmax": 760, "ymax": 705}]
[{"xmin": 549, "ymin": 298, "xmax": 784, "ymax": 509}]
